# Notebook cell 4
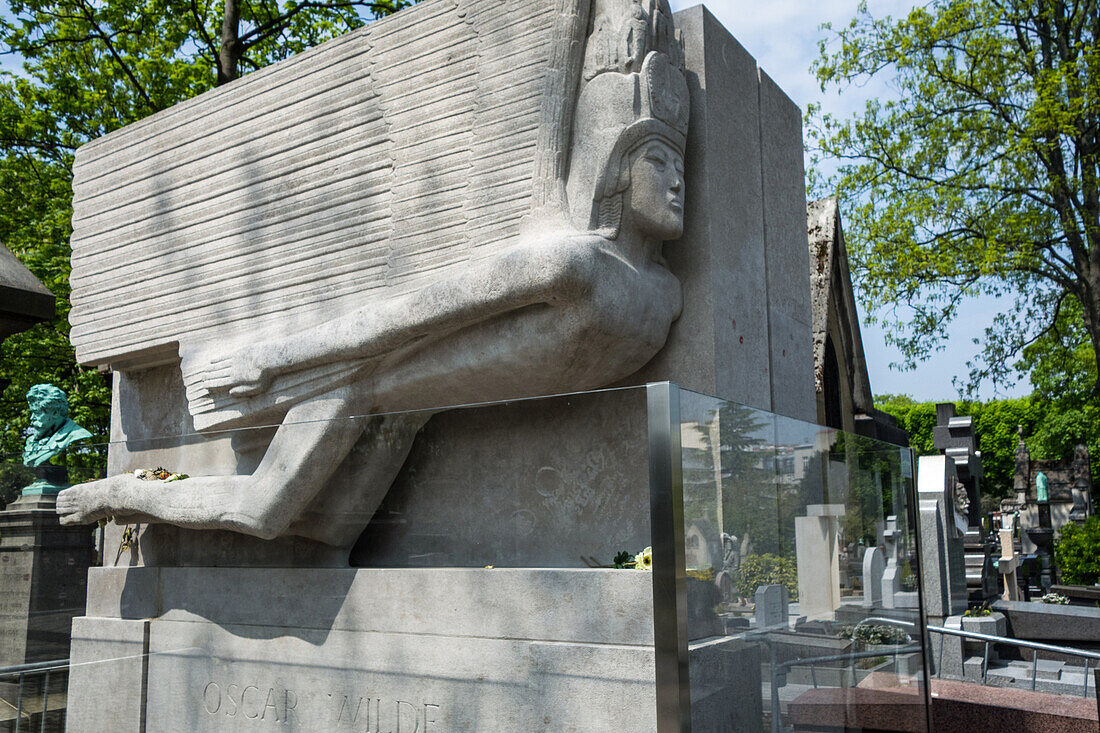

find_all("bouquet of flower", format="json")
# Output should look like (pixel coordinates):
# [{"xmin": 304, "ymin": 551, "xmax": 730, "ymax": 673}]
[
  {"xmin": 134, "ymin": 467, "xmax": 189, "ymax": 482},
  {"xmin": 611, "ymin": 547, "xmax": 653, "ymax": 570},
  {"xmin": 1039, "ymin": 593, "xmax": 1069, "ymax": 605}
]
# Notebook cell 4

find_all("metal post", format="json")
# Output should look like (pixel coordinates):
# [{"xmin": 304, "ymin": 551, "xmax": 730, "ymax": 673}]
[
  {"xmin": 1031, "ymin": 654, "xmax": 1039, "ymax": 691},
  {"xmin": 15, "ymin": 672, "xmax": 24, "ymax": 733},
  {"xmin": 40, "ymin": 668, "xmax": 50, "ymax": 733},
  {"xmin": 810, "ymin": 663, "xmax": 818, "ymax": 689},
  {"xmin": 937, "ymin": 632, "xmax": 945, "ymax": 678},
  {"xmin": 982, "ymin": 641, "xmax": 989, "ymax": 684},
  {"xmin": 770, "ymin": 643, "xmax": 781, "ymax": 733},
  {"xmin": 1082, "ymin": 659, "xmax": 1090, "ymax": 698},
  {"xmin": 646, "ymin": 382, "xmax": 690, "ymax": 733}
]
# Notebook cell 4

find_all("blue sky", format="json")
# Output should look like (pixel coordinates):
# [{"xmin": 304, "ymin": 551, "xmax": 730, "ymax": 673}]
[{"xmin": 667, "ymin": 0, "xmax": 1030, "ymax": 402}]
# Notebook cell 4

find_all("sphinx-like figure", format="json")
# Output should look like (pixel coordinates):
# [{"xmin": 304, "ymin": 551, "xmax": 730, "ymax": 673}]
[{"xmin": 57, "ymin": 1, "xmax": 690, "ymax": 547}]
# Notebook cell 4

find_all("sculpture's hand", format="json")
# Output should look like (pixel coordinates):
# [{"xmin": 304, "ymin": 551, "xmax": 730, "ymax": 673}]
[
  {"xmin": 56, "ymin": 477, "xmax": 120, "ymax": 525},
  {"xmin": 182, "ymin": 346, "xmax": 272, "ymax": 399}
]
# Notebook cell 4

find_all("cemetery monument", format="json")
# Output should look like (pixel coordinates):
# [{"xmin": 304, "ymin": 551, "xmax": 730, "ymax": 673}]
[
  {"xmin": 55, "ymin": 0, "xmax": 825, "ymax": 729},
  {"xmin": 0, "ymin": 385, "xmax": 95, "ymax": 666}
]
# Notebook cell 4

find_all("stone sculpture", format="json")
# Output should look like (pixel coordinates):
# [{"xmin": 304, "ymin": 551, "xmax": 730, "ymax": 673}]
[
  {"xmin": 21, "ymin": 383, "xmax": 92, "ymax": 495},
  {"xmin": 57, "ymin": 0, "xmax": 689, "ymax": 547}
]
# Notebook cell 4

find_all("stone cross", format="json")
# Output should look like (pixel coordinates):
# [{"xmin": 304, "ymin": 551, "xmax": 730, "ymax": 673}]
[
  {"xmin": 933, "ymin": 403, "xmax": 983, "ymax": 528},
  {"xmin": 997, "ymin": 523, "xmax": 1021, "ymax": 602}
]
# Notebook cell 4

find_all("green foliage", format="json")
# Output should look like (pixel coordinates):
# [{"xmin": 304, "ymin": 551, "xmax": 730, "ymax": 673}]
[
  {"xmin": 1055, "ymin": 516, "xmax": 1100, "ymax": 585},
  {"xmin": 737, "ymin": 553, "xmax": 798, "ymax": 601},
  {"xmin": 876, "ymin": 392, "xmax": 1100, "ymax": 499},
  {"xmin": 682, "ymin": 402, "xmax": 796, "ymax": 556},
  {"xmin": 836, "ymin": 433, "xmax": 907, "ymax": 545},
  {"xmin": 0, "ymin": 1, "xmax": 415, "ymax": 465},
  {"xmin": 810, "ymin": 0, "xmax": 1100, "ymax": 396},
  {"xmin": 612, "ymin": 550, "xmax": 633, "ymax": 569},
  {"xmin": 876, "ymin": 396, "xmax": 1040, "ymax": 499},
  {"xmin": 0, "ymin": 463, "xmax": 33, "ymax": 508}
]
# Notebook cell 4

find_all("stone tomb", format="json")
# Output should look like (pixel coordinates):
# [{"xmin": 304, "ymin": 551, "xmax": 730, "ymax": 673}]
[
  {"xmin": 63, "ymin": 0, "xmax": 815, "ymax": 730},
  {"xmin": 69, "ymin": 0, "xmax": 814, "ymax": 570}
]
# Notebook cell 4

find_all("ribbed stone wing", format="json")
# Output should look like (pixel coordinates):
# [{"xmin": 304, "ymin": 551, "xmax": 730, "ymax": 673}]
[{"xmin": 69, "ymin": 0, "xmax": 563, "ymax": 376}]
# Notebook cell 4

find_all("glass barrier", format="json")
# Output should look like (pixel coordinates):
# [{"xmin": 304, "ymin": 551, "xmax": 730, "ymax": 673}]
[
  {"xmin": 0, "ymin": 382, "xmax": 929, "ymax": 731},
  {"xmin": 675, "ymin": 386, "xmax": 929, "ymax": 732}
]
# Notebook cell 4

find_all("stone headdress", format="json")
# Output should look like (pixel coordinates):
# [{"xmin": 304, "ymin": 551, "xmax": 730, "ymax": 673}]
[{"xmin": 566, "ymin": 0, "xmax": 690, "ymax": 238}]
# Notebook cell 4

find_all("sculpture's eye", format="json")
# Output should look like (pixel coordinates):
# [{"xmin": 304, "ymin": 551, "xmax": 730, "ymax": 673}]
[{"xmin": 642, "ymin": 142, "xmax": 671, "ymax": 168}]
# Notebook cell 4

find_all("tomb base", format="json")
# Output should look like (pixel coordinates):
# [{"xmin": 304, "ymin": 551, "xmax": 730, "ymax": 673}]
[
  {"xmin": 68, "ymin": 567, "xmax": 674, "ymax": 732},
  {"xmin": 0, "ymin": 495, "xmax": 94, "ymax": 667}
]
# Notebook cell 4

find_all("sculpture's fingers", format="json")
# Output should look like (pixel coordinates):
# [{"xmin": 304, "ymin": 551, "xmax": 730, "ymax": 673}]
[
  {"xmin": 229, "ymin": 381, "xmax": 266, "ymax": 398},
  {"xmin": 195, "ymin": 369, "xmax": 238, "ymax": 391}
]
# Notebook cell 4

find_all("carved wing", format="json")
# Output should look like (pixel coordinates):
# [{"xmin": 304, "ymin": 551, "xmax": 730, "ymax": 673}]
[{"xmin": 68, "ymin": 0, "xmax": 579, "ymax": 382}]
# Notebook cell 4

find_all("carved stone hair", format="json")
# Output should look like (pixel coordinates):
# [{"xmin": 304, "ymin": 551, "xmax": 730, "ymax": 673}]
[{"xmin": 26, "ymin": 383, "xmax": 70, "ymax": 418}]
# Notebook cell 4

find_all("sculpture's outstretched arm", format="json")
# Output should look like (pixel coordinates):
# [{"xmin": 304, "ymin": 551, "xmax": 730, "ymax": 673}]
[
  {"xmin": 183, "ymin": 233, "xmax": 596, "ymax": 399},
  {"xmin": 57, "ymin": 386, "xmax": 371, "ymax": 539}
]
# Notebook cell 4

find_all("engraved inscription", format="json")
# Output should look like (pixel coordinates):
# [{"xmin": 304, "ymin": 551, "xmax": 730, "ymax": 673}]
[
  {"xmin": 201, "ymin": 681, "xmax": 440, "ymax": 730},
  {"xmin": 331, "ymin": 694, "xmax": 440, "ymax": 731},
  {"xmin": 202, "ymin": 682, "xmax": 298, "ymax": 723}
]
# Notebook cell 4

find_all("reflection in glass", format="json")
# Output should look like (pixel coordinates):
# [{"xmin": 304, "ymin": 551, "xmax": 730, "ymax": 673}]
[{"xmin": 679, "ymin": 389, "xmax": 927, "ymax": 733}]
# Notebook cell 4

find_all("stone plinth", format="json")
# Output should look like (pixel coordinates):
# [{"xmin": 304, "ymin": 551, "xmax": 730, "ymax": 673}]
[
  {"xmin": 67, "ymin": 566, "xmax": 753, "ymax": 732},
  {"xmin": 917, "ymin": 455, "xmax": 968, "ymax": 620},
  {"xmin": 0, "ymin": 494, "xmax": 94, "ymax": 666},
  {"xmin": 794, "ymin": 504, "xmax": 843, "ymax": 620}
]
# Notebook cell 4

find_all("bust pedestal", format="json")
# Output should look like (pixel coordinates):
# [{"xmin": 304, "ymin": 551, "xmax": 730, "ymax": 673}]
[{"xmin": 0, "ymin": 493, "xmax": 95, "ymax": 666}]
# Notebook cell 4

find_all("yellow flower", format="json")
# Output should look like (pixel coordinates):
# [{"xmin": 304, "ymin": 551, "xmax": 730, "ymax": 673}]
[{"xmin": 634, "ymin": 547, "xmax": 653, "ymax": 571}]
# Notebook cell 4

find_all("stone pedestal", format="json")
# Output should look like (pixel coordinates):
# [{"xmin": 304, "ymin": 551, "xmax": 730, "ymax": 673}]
[
  {"xmin": 917, "ymin": 456, "xmax": 968, "ymax": 620},
  {"xmin": 67, "ymin": 567, "xmax": 755, "ymax": 732},
  {"xmin": 794, "ymin": 504, "xmax": 844, "ymax": 620},
  {"xmin": 0, "ymin": 494, "xmax": 94, "ymax": 666}
]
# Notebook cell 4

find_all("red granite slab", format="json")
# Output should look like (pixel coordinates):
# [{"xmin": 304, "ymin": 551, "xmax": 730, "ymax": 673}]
[{"xmin": 787, "ymin": 677, "xmax": 1098, "ymax": 732}]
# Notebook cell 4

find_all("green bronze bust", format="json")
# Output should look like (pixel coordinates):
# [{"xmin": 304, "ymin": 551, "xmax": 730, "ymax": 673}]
[{"xmin": 21, "ymin": 384, "xmax": 92, "ymax": 496}]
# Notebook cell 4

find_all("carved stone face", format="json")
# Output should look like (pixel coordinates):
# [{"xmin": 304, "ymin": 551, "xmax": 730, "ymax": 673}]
[{"xmin": 625, "ymin": 138, "xmax": 685, "ymax": 241}]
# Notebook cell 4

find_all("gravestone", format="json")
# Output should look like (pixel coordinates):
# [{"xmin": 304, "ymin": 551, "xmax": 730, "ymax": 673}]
[
  {"xmin": 1011, "ymin": 430, "xmax": 1094, "ymax": 554},
  {"xmin": 60, "ymin": 1, "xmax": 818, "ymax": 730},
  {"xmin": 754, "ymin": 584, "xmax": 788, "ymax": 629},
  {"xmin": 861, "ymin": 546, "xmax": 884, "ymax": 609},
  {"xmin": 933, "ymin": 404, "xmax": 998, "ymax": 602},
  {"xmin": 917, "ymin": 455, "xmax": 968, "ymax": 619},
  {"xmin": 881, "ymin": 515, "xmax": 918, "ymax": 610},
  {"xmin": 997, "ymin": 525, "xmax": 1022, "ymax": 601},
  {"xmin": 794, "ymin": 503, "xmax": 844, "ymax": 620}
]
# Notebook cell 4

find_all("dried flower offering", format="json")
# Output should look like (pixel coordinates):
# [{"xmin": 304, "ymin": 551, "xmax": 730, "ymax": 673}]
[{"xmin": 133, "ymin": 467, "xmax": 189, "ymax": 482}]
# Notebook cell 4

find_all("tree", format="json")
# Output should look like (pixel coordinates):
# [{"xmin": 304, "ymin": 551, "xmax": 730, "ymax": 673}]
[
  {"xmin": 810, "ymin": 0, "xmax": 1100, "ymax": 396},
  {"xmin": 212, "ymin": 0, "xmax": 411, "ymax": 85},
  {"xmin": 0, "ymin": 0, "xmax": 414, "ymax": 464},
  {"xmin": 1054, "ymin": 515, "xmax": 1100, "ymax": 584}
]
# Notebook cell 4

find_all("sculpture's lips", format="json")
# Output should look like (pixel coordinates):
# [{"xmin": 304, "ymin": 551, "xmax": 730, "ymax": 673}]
[{"xmin": 669, "ymin": 199, "xmax": 684, "ymax": 213}]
